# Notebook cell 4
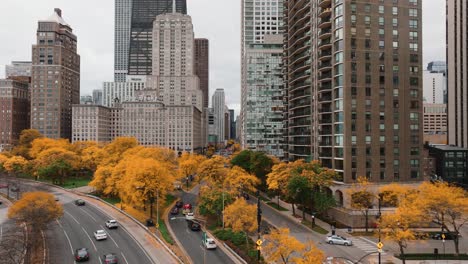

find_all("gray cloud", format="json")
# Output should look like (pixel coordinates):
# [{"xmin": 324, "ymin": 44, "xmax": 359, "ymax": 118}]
[{"xmin": 0, "ymin": 0, "xmax": 444, "ymax": 116}]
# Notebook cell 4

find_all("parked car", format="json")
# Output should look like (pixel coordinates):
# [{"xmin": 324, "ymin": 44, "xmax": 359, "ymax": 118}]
[
  {"xmin": 102, "ymin": 253, "xmax": 118, "ymax": 264},
  {"xmin": 94, "ymin": 230, "xmax": 108, "ymax": 241},
  {"xmin": 185, "ymin": 212, "xmax": 194, "ymax": 220},
  {"xmin": 170, "ymin": 207, "xmax": 179, "ymax": 215},
  {"xmin": 326, "ymin": 235, "xmax": 353, "ymax": 246},
  {"xmin": 0, "ymin": 200, "xmax": 3, "ymax": 205},
  {"xmin": 188, "ymin": 220, "xmax": 201, "ymax": 231},
  {"xmin": 74, "ymin": 248, "xmax": 89, "ymax": 262},
  {"xmin": 242, "ymin": 193, "xmax": 250, "ymax": 200},
  {"xmin": 183, "ymin": 203, "xmax": 192, "ymax": 210},
  {"xmin": 431, "ymin": 232, "xmax": 459, "ymax": 240},
  {"xmin": 105, "ymin": 220, "xmax": 118, "ymax": 229},
  {"xmin": 75, "ymin": 199, "xmax": 86, "ymax": 206},
  {"xmin": 10, "ymin": 186, "xmax": 19, "ymax": 192},
  {"xmin": 175, "ymin": 201, "xmax": 184, "ymax": 208},
  {"xmin": 203, "ymin": 238, "xmax": 217, "ymax": 249}
]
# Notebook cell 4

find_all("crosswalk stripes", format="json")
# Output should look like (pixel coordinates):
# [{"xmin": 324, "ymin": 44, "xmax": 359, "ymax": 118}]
[{"xmin": 352, "ymin": 237, "xmax": 387, "ymax": 255}]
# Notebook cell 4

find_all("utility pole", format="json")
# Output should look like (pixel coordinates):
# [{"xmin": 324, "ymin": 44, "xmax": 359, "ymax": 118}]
[
  {"xmin": 377, "ymin": 194, "xmax": 382, "ymax": 264},
  {"xmin": 256, "ymin": 190, "xmax": 262, "ymax": 262}
]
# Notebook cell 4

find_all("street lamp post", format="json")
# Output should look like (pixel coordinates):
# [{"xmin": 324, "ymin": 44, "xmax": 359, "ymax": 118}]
[
  {"xmin": 377, "ymin": 194, "xmax": 382, "ymax": 264},
  {"xmin": 256, "ymin": 190, "xmax": 262, "ymax": 262}
]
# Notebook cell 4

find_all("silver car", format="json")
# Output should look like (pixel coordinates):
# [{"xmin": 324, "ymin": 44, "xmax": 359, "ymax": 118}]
[{"xmin": 326, "ymin": 235, "xmax": 353, "ymax": 246}]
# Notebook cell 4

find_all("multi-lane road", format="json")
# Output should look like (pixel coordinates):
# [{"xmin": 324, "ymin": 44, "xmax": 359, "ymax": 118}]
[
  {"xmin": 168, "ymin": 186, "xmax": 235, "ymax": 264},
  {"xmin": 0, "ymin": 180, "xmax": 177, "ymax": 264}
]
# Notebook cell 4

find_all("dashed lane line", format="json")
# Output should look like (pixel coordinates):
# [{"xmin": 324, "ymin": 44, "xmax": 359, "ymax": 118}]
[
  {"xmin": 121, "ymin": 252, "xmax": 129, "ymax": 264},
  {"xmin": 82, "ymin": 227, "xmax": 97, "ymax": 252},
  {"xmin": 65, "ymin": 211, "xmax": 80, "ymax": 225},
  {"xmin": 56, "ymin": 220, "xmax": 74, "ymax": 255},
  {"xmin": 100, "ymin": 225, "xmax": 119, "ymax": 248},
  {"xmin": 79, "ymin": 207, "xmax": 97, "ymax": 222}
]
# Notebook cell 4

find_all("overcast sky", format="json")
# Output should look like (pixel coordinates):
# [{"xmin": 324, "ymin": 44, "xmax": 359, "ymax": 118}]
[{"xmin": 0, "ymin": 0, "xmax": 445, "ymax": 115}]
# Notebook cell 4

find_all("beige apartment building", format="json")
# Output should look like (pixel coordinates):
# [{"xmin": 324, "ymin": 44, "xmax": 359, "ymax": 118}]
[
  {"xmin": 284, "ymin": 0, "xmax": 423, "ymax": 185},
  {"xmin": 423, "ymin": 103, "xmax": 447, "ymax": 144},
  {"xmin": 31, "ymin": 9, "xmax": 80, "ymax": 140},
  {"xmin": 72, "ymin": 105, "xmax": 112, "ymax": 143}
]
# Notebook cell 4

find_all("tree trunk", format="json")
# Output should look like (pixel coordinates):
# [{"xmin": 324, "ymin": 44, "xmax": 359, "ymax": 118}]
[
  {"xmin": 302, "ymin": 202, "xmax": 305, "ymax": 220},
  {"xmin": 292, "ymin": 203, "xmax": 296, "ymax": 216},
  {"xmin": 399, "ymin": 242, "xmax": 406, "ymax": 264},
  {"xmin": 454, "ymin": 236, "xmax": 460, "ymax": 256}
]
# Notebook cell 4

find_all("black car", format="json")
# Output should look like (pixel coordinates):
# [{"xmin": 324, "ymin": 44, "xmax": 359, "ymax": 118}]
[
  {"xmin": 431, "ymin": 232, "xmax": 459, "ymax": 240},
  {"xmin": 175, "ymin": 201, "xmax": 184, "ymax": 208},
  {"xmin": 102, "ymin": 253, "xmax": 118, "ymax": 264},
  {"xmin": 170, "ymin": 207, "xmax": 179, "ymax": 215},
  {"xmin": 188, "ymin": 220, "xmax": 201, "ymax": 231},
  {"xmin": 74, "ymin": 248, "xmax": 89, "ymax": 262},
  {"xmin": 75, "ymin": 199, "xmax": 86, "ymax": 206}
]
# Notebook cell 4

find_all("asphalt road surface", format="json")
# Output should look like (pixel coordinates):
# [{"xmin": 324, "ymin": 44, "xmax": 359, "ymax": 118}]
[
  {"xmin": 168, "ymin": 189, "xmax": 235, "ymax": 264},
  {"xmin": 1, "ymin": 181, "xmax": 155, "ymax": 264}
]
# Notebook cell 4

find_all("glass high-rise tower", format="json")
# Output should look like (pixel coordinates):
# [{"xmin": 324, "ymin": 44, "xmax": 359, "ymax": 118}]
[{"xmin": 114, "ymin": 0, "xmax": 187, "ymax": 82}]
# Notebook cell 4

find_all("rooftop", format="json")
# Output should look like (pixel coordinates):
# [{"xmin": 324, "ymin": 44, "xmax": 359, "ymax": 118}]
[{"xmin": 426, "ymin": 144, "xmax": 468, "ymax": 151}]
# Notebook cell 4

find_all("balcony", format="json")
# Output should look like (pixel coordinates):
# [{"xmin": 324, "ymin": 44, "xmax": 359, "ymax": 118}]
[
  {"xmin": 318, "ymin": 18, "xmax": 331, "ymax": 29},
  {"xmin": 319, "ymin": 8, "xmax": 332, "ymax": 18},
  {"xmin": 319, "ymin": 0, "xmax": 331, "ymax": 9},
  {"xmin": 319, "ymin": 28, "xmax": 332, "ymax": 39}
]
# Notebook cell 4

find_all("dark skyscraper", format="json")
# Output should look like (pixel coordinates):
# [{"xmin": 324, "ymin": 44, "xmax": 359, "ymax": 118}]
[
  {"xmin": 194, "ymin": 38, "xmax": 209, "ymax": 108},
  {"xmin": 126, "ymin": 0, "xmax": 187, "ymax": 77}
]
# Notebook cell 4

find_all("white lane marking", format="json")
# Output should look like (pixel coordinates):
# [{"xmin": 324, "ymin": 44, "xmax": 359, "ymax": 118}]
[
  {"xmin": 65, "ymin": 211, "xmax": 80, "ymax": 225},
  {"xmin": 121, "ymin": 252, "xmax": 129, "ymax": 264},
  {"xmin": 119, "ymin": 225, "xmax": 158, "ymax": 264},
  {"xmin": 0, "ymin": 225, "xmax": 3, "ymax": 241},
  {"xmin": 100, "ymin": 225, "xmax": 119, "ymax": 248},
  {"xmin": 41, "ymin": 230, "xmax": 46, "ymax": 264},
  {"xmin": 82, "ymin": 227, "xmax": 97, "ymax": 252},
  {"xmin": 57, "ymin": 220, "xmax": 74, "ymax": 255},
  {"xmin": 79, "ymin": 207, "xmax": 97, "ymax": 222}
]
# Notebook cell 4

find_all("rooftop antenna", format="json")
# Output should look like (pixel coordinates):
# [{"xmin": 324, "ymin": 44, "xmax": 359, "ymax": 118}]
[{"xmin": 172, "ymin": 0, "xmax": 176, "ymax": 14}]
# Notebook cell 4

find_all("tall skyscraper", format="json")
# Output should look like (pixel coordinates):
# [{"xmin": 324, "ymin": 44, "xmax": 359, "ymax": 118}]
[
  {"xmin": 241, "ymin": 0, "xmax": 284, "ymax": 157},
  {"xmin": 31, "ymin": 9, "xmax": 80, "ymax": 140},
  {"xmin": 92, "ymin": 89, "xmax": 103, "ymax": 105},
  {"xmin": 213, "ymin": 89, "xmax": 226, "ymax": 143},
  {"xmin": 5, "ymin": 61, "xmax": 32, "ymax": 78},
  {"xmin": 194, "ymin": 38, "xmax": 209, "ymax": 108},
  {"xmin": 284, "ymin": 0, "xmax": 423, "ymax": 183},
  {"xmin": 447, "ymin": 0, "xmax": 468, "ymax": 148},
  {"xmin": 114, "ymin": 0, "xmax": 187, "ymax": 81}
]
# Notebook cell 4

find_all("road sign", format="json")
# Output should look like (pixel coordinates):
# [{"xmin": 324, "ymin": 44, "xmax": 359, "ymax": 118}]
[
  {"xmin": 441, "ymin": 234, "xmax": 446, "ymax": 239},
  {"xmin": 377, "ymin": 242, "xmax": 384, "ymax": 249},
  {"xmin": 256, "ymin": 245, "xmax": 262, "ymax": 250},
  {"xmin": 378, "ymin": 248, "xmax": 383, "ymax": 253},
  {"xmin": 256, "ymin": 239, "xmax": 263, "ymax": 246},
  {"xmin": 155, "ymin": 223, "xmax": 159, "ymax": 229}
]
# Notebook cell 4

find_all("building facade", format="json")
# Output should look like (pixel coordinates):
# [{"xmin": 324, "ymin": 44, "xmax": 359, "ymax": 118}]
[
  {"xmin": 102, "ymin": 80, "xmax": 146, "ymax": 107},
  {"xmin": 423, "ymin": 103, "xmax": 447, "ymax": 144},
  {"xmin": 31, "ymin": 9, "xmax": 80, "ymax": 140},
  {"xmin": 242, "ymin": 35, "xmax": 284, "ymax": 158},
  {"xmin": 425, "ymin": 144, "xmax": 468, "ymax": 188},
  {"xmin": 447, "ymin": 0, "xmax": 468, "ymax": 148},
  {"xmin": 0, "ymin": 79, "xmax": 30, "ymax": 151},
  {"xmin": 212, "ymin": 89, "xmax": 226, "ymax": 144},
  {"xmin": 284, "ymin": 0, "xmax": 423, "ymax": 183},
  {"xmin": 80, "ymin": 95, "xmax": 93, "ymax": 105},
  {"xmin": 241, "ymin": 0, "xmax": 284, "ymax": 152},
  {"xmin": 229, "ymin": 109, "xmax": 236, "ymax": 140},
  {"xmin": 194, "ymin": 38, "xmax": 209, "ymax": 109},
  {"xmin": 72, "ymin": 105, "xmax": 112, "ymax": 142},
  {"xmin": 423, "ymin": 70, "xmax": 446, "ymax": 104},
  {"xmin": 125, "ymin": 0, "xmax": 187, "ymax": 78},
  {"xmin": 92, "ymin": 89, "xmax": 103, "ymax": 105},
  {"xmin": 5, "ymin": 61, "xmax": 32, "ymax": 78}
]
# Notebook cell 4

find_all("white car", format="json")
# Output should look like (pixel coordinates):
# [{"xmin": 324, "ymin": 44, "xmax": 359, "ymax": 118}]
[
  {"xmin": 326, "ymin": 235, "xmax": 353, "ymax": 246},
  {"xmin": 94, "ymin": 230, "xmax": 108, "ymax": 240},
  {"xmin": 105, "ymin": 219, "xmax": 118, "ymax": 229},
  {"xmin": 185, "ymin": 212, "xmax": 194, "ymax": 220},
  {"xmin": 203, "ymin": 238, "xmax": 217, "ymax": 249}
]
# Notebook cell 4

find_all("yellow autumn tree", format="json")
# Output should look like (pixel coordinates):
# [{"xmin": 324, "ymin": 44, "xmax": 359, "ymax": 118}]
[
  {"xmin": 29, "ymin": 138, "xmax": 72, "ymax": 159},
  {"xmin": 100, "ymin": 137, "xmax": 138, "ymax": 166},
  {"xmin": 80, "ymin": 144, "xmax": 104, "ymax": 172},
  {"xmin": 8, "ymin": 191, "xmax": 63, "ymax": 231},
  {"xmin": 119, "ymin": 157, "xmax": 176, "ymax": 210},
  {"xmin": 178, "ymin": 152, "xmax": 206, "ymax": 181},
  {"xmin": 0, "ymin": 154, "xmax": 9, "ymax": 173},
  {"xmin": 197, "ymin": 155, "xmax": 229, "ymax": 185},
  {"xmin": 10, "ymin": 129, "xmax": 43, "ymax": 159},
  {"xmin": 224, "ymin": 198, "xmax": 258, "ymax": 245},
  {"xmin": 348, "ymin": 176, "xmax": 375, "ymax": 232},
  {"xmin": 263, "ymin": 227, "xmax": 306, "ymax": 264},
  {"xmin": 223, "ymin": 166, "xmax": 260, "ymax": 195},
  {"xmin": 34, "ymin": 147, "xmax": 80, "ymax": 184},
  {"xmin": 294, "ymin": 242, "xmax": 325, "ymax": 264},
  {"xmin": 89, "ymin": 165, "xmax": 115, "ymax": 194},
  {"xmin": 4, "ymin": 156, "xmax": 28, "ymax": 177},
  {"xmin": 416, "ymin": 182, "xmax": 468, "ymax": 256}
]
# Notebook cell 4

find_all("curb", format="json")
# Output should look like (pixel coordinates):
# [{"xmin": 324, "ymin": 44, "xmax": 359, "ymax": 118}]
[
  {"xmin": 18, "ymin": 179, "xmax": 183, "ymax": 264},
  {"xmin": 164, "ymin": 199, "xmax": 193, "ymax": 264},
  {"xmin": 204, "ymin": 229, "xmax": 245, "ymax": 264},
  {"xmin": 222, "ymin": 242, "xmax": 248, "ymax": 264}
]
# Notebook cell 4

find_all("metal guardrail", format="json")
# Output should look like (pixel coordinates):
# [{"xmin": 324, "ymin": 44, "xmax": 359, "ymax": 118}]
[{"xmin": 222, "ymin": 242, "xmax": 248, "ymax": 264}]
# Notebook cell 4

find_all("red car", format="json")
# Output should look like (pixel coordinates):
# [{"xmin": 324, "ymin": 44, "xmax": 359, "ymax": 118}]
[{"xmin": 183, "ymin": 203, "xmax": 192, "ymax": 210}]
